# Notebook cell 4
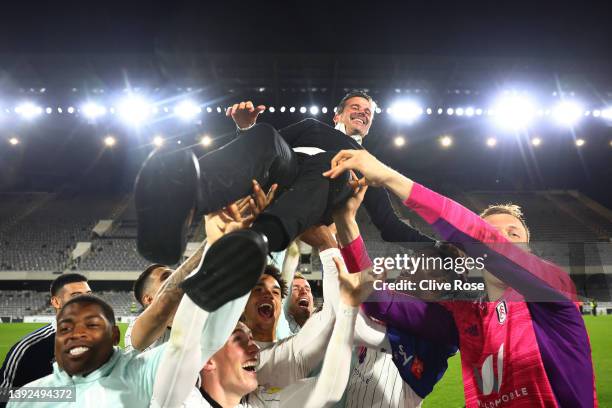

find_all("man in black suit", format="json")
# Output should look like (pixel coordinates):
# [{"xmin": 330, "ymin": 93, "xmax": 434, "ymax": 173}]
[
  {"xmin": 227, "ymin": 92, "xmax": 434, "ymax": 244},
  {"xmin": 135, "ymin": 91, "xmax": 432, "ymax": 267}
]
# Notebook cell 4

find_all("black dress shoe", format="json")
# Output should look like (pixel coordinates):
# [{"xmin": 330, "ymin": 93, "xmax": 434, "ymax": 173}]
[
  {"xmin": 180, "ymin": 230, "xmax": 268, "ymax": 312},
  {"xmin": 135, "ymin": 146, "xmax": 200, "ymax": 265}
]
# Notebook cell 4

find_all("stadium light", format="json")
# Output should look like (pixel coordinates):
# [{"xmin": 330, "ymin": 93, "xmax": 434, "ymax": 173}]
[
  {"xmin": 486, "ymin": 137, "xmax": 497, "ymax": 147},
  {"xmin": 15, "ymin": 102, "xmax": 42, "ymax": 119},
  {"xmin": 552, "ymin": 101, "xmax": 583, "ymax": 126},
  {"xmin": 104, "ymin": 136, "xmax": 116, "ymax": 147},
  {"xmin": 437, "ymin": 108, "xmax": 443, "ymax": 115},
  {"xmin": 394, "ymin": 136, "xmax": 406, "ymax": 147},
  {"xmin": 67, "ymin": 106, "xmax": 75, "ymax": 114},
  {"xmin": 456, "ymin": 107, "xmax": 465, "ymax": 116},
  {"xmin": 200, "ymin": 135, "xmax": 212, "ymax": 147},
  {"xmin": 475, "ymin": 108, "xmax": 483, "ymax": 116},
  {"xmin": 174, "ymin": 100, "xmax": 201, "ymax": 120},
  {"xmin": 531, "ymin": 137, "xmax": 542, "ymax": 147},
  {"xmin": 491, "ymin": 93, "xmax": 536, "ymax": 130},
  {"xmin": 389, "ymin": 101, "xmax": 423, "ymax": 123},
  {"xmin": 440, "ymin": 135, "xmax": 453, "ymax": 148},
  {"xmin": 575, "ymin": 138, "xmax": 585, "ymax": 147},
  {"xmin": 82, "ymin": 102, "xmax": 107, "ymax": 119},
  {"xmin": 321, "ymin": 107, "xmax": 328, "ymax": 114},
  {"xmin": 446, "ymin": 108, "xmax": 454, "ymax": 115},
  {"xmin": 118, "ymin": 95, "xmax": 152, "ymax": 126},
  {"xmin": 601, "ymin": 108, "xmax": 612, "ymax": 120},
  {"xmin": 426, "ymin": 108, "xmax": 432, "ymax": 115},
  {"xmin": 465, "ymin": 107, "xmax": 475, "ymax": 117},
  {"xmin": 309, "ymin": 106, "xmax": 319, "ymax": 115},
  {"xmin": 280, "ymin": 106, "xmax": 286, "ymax": 113},
  {"xmin": 153, "ymin": 135, "xmax": 164, "ymax": 147},
  {"xmin": 268, "ymin": 106, "xmax": 276, "ymax": 113},
  {"xmin": 9, "ymin": 137, "xmax": 19, "ymax": 146},
  {"xmin": 45, "ymin": 107, "xmax": 53, "ymax": 114},
  {"xmin": 290, "ymin": 107, "xmax": 296, "ymax": 113},
  {"xmin": 300, "ymin": 107, "xmax": 307, "ymax": 114}
]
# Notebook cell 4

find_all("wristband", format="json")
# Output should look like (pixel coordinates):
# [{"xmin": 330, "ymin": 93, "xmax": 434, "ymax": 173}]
[{"xmin": 340, "ymin": 235, "xmax": 373, "ymax": 273}]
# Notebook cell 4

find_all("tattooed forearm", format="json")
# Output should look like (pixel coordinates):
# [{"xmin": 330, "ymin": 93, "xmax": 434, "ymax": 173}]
[{"xmin": 130, "ymin": 240, "xmax": 207, "ymax": 350}]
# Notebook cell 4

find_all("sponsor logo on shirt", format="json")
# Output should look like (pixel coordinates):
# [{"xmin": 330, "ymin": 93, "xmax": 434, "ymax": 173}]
[
  {"xmin": 477, "ymin": 387, "xmax": 529, "ymax": 407},
  {"xmin": 474, "ymin": 344, "xmax": 504, "ymax": 395},
  {"xmin": 496, "ymin": 301, "xmax": 508, "ymax": 324}
]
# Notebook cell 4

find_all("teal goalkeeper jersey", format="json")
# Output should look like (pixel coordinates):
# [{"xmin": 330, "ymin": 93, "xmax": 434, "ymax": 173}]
[{"xmin": 7, "ymin": 346, "xmax": 166, "ymax": 408}]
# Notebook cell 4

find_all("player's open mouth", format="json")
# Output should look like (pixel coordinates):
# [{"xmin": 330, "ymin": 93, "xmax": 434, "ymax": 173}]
[
  {"xmin": 242, "ymin": 360, "xmax": 257, "ymax": 372},
  {"xmin": 298, "ymin": 298, "xmax": 310, "ymax": 308},
  {"xmin": 257, "ymin": 303, "xmax": 274, "ymax": 319},
  {"xmin": 350, "ymin": 115, "xmax": 367, "ymax": 126},
  {"xmin": 68, "ymin": 346, "xmax": 90, "ymax": 356}
]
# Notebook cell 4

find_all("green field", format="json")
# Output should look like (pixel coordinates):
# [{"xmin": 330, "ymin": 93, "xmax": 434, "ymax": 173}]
[{"xmin": 1, "ymin": 317, "xmax": 610, "ymax": 406}]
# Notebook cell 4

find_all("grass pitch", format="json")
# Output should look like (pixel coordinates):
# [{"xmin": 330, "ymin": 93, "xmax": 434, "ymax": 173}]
[{"xmin": 1, "ymin": 317, "xmax": 610, "ymax": 406}]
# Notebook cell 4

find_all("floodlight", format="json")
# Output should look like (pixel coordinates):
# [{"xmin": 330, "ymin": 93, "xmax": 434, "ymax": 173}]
[
  {"xmin": 492, "ymin": 93, "xmax": 537, "ymax": 129},
  {"xmin": 552, "ymin": 101, "xmax": 583, "ymax": 126},
  {"xmin": 15, "ymin": 102, "xmax": 42, "ymax": 119},
  {"xmin": 82, "ymin": 102, "xmax": 107, "ymax": 119},
  {"xmin": 153, "ymin": 136, "xmax": 164, "ymax": 147},
  {"xmin": 174, "ymin": 100, "xmax": 201, "ymax": 120},
  {"xmin": 389, "ymin": 101, "xmax": 423, "ymax": 123},
  {"xmin": 201, "ymin": 135, "xmax": 212, "ymax": 146},
  {"xmin": 118, "ymin": 95, "xmax": 152, "ymax": 126},
  {"xmin": 104, "ymin": 136, "xmax": 116, "ymax": 147},
  {"xmin": 440, "ymin": 135, "xmax": 453, "ymax": 148}
]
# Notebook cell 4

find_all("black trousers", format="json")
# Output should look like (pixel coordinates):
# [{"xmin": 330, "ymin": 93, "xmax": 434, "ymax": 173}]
[{"xmin": 197, "ymin": 123, "xmax": 352, "ymax": 250}]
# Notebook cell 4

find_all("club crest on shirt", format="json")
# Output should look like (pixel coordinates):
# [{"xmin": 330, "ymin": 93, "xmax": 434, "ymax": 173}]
[
  {"xmin": 410, "ymin": 356, "xmax": 424, "ymax": 380},
  {"xmin": 496, "ymin": 300, "xmax": 508, "ymax": 324}
]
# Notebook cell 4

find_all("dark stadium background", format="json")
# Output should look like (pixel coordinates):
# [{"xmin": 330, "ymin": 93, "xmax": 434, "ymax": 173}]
[{"xmin": 0, "ymin": 2, "xmax": 611, "ymax": 406}]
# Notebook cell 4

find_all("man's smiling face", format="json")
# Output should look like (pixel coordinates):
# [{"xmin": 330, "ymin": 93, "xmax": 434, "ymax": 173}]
[
  {"xmin": 55, "ymin": 302, "xmax": 119, "ymax": 377},
  {"xmin": 334, "ymin": 96, "xmax": 374, "ymax": 137}
]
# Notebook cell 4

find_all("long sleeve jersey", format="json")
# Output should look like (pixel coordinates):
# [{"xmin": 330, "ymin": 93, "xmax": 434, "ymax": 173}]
[{"xmin": 363, "ymin": 182, "xmax": 597, "ymax": 408}]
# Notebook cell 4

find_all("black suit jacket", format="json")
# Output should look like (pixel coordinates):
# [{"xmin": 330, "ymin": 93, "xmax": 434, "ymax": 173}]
[{"xmin": 276, "ymin": 118, "xmax": 434, "ymax": 243}]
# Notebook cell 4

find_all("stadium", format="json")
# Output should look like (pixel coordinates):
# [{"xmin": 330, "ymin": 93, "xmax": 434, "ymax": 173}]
[{"xmin": 1, "ymin": 3, "xmax": 611, "ymax": 408}]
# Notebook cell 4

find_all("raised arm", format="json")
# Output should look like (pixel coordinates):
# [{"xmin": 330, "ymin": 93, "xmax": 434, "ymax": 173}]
[
  {"xmin": 324, "ymin": 149, "xmax": 577, "ymax": 302},
  {"xmin": 362, "ymin": 185, "xmax": 435, "ymax": 243},
  {"xmin": 128, "ymin": 241, "xmax": 207, "ymax": 351},
  {"xmin": 279, "ymin": 261, "xmax": 367, "ymax": 408},
  {"xmin": 150, "ymin": 290, "xmax": 250, "ymax": 408}
]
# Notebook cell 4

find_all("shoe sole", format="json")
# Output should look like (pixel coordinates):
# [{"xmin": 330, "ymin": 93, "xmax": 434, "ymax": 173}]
[
  {"xmin": 180, "ymin": 230, "xmax": 268, "ymax": 312},
  {"xmin": 135, "ymin": 147, "xmax": 199, "ymax": 265}
]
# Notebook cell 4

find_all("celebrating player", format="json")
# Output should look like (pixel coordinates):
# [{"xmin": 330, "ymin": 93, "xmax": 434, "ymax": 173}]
[{"xmin": 324, "ymin": 149, "xmax": 598, "ymax": 408}]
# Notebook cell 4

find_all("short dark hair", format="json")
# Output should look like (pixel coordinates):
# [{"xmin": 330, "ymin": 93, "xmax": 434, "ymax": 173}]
[
  {"xmin": 335, "ymin": 90, "xmax": 376, "ymax": 115},
  {"xmin": 50, "ymin": 273, "xmax": 88, "ymax": 297},
  {"xmin": 133, "ymin": 264, "xmax": 166, "ymax": 306},
  {"xmin": 59, "ymin": 294, "xmax": 116, "ymax": 326},
  {"xmin": 264, "ymin": 265, "xmax": 288, "ymax": 299}
]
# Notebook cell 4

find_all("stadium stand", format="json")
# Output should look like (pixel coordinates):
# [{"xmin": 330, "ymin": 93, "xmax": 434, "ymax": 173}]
[
  {"xmin": 0, "ymin": 192, "xmax": 127, "ymax": 271},
  {"xmin": 0, "ymin": 189, "xmax": 611, "ymax": 319},
  {"xmin": 0, "ymin": 290, "xmax": 139, "ymax": 318}
]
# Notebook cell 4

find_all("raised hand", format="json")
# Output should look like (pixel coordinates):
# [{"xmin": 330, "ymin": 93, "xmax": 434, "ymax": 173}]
[
  {"xmin": 225, "ymin": 101, "xmax": 266, "ymax": 130},
  {"xmin": 205, "ymin": 180, "xmax": 277, "ymax": 244},
  {"xmin": 322, "ymin": 149, "xmax": 394, "ymax": 188},
  {"xmin": 335, "ymin": 257, "xmax": 376, "ymax": 307}
]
